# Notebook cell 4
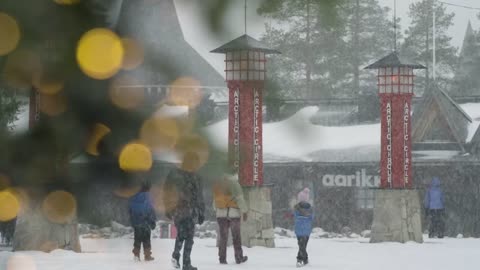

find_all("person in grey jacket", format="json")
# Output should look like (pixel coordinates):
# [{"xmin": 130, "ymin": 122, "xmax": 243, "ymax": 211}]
[{"xmin": 212, "ymin": 173, "xmax": 248, "ymax": 264}]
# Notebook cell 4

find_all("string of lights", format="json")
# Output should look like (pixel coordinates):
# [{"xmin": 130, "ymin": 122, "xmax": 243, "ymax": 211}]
[{"xmin": 437, "ymin": 1, "xmax": 480, "ymax": 11}]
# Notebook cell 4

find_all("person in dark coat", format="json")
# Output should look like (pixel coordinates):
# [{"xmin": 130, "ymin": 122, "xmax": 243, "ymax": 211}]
[
  {"xmin": 424, "ymin": 177, "xmax": 445, "ymax": 238},
  {"xmin": 128, "ymin": 179, "xmax": 156, "ymax": 261},
  {"xmin": 164, "ymin": 152, "xmax": 205, "ymax": 270},
  {"xmin": 294, "ymin": 188, "xmax": 313, "ymax": 267}
]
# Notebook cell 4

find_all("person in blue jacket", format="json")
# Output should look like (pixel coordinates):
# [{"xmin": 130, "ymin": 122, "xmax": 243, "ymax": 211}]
[
  {"xmin": 424, "ymin": 177, "xmax": 445, "ymax": 238},
  {"xmin": 129, "ymin": 179, "xmax": 156, "ymax": 261},
  {"xmin": 294, "ymin": 188, "xmax": 314, "ymax": 267}
]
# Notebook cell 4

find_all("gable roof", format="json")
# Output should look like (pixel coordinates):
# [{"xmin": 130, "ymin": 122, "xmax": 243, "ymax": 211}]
[
  {"xmin": 117, "ymin": 0, "xmax": 225, "ymax": 86},
  {"xmin": 211, "ymin": 34, "xmax": 281, "ymax": 54},
  {"xmin": 364, "ymin": 51, "xmax": 426, "ymax": 69},
  {"xmin": 412, "ymin": 84, "xmax": 472, "ymax": 150}
]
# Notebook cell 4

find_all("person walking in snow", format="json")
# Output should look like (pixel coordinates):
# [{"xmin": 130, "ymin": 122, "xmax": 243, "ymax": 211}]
[
  {"xmin": 294, "ymin": 187, "xmax": 314, "ymax": 267},
  {"xmin": 424, "ymin": 176, "xmax": 445, "ymax": 238},
  {"xmin": 164, "ymin": 152, "xmax": 205, "ymax": 270},
  {"xmin": 128, "ymin": 177, "xmax": 156, "ymax": 262},
  {"xmin": 212, "ymin": 172, "xmax": 248, "ymax": 265}
]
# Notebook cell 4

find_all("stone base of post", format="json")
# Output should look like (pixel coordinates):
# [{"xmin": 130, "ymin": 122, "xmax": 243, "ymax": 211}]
[
  {"xmin": 13, "ymin": 208, "xmax": 81, "ymax": 252},
  {"xmin": 370, "ymin": 189, "xmax": 423, "ymax": 243},
  {"xmin": 240, "ymin": 186, "xmax": 275, "ymax": 248}
]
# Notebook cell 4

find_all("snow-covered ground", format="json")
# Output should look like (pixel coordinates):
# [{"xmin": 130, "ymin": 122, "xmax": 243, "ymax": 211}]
[{"xmin": 1, "ymin": 236, "xmax": 480, "ymax": 270}]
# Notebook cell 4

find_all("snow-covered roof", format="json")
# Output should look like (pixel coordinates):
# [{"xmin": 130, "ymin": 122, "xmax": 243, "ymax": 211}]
[
  {"xmin": 458, "ymin": 103, "xmax": 480, "ymax": 142},
  {"xmin": 205, "ymin": 106, "xmax": 380, "ymax": 162},
  {"xmin": 205, "ymin": 103, "xmax": 480, "ymax": 163}
]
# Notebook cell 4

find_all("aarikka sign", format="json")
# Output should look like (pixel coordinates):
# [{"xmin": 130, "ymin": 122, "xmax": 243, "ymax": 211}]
[{"xmin": 322, "ymin": 169, "xmax": 380, "ymax": 188}]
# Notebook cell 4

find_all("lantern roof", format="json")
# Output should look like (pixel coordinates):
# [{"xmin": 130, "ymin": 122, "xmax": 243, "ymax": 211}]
[
  {"xmin": 211, "ymin": 34, "xmax": 281, "ymax": 54},
  {"xmin": 364, "ymin": 51, "xmax": 425, "ymax": 69}
]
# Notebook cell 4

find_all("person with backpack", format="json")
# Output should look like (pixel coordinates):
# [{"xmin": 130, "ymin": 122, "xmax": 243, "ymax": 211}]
[
  {"xmin": 212, "ymin": 172, "xmax": 248, "ymax": 265},
  {"xmin": 424, "ymin": 176, "xmax": 445, "ymax": 238},
  {"xmin": 128, "ymin": 178, "xmax": 156, "ymax": 262},
  {"xmin": 164, "ymin": 152, "xmax": 205, "ymax": 270},
  {"xmin": 294, "ymin": 187, "xmax": 313, "ymax": 268}
]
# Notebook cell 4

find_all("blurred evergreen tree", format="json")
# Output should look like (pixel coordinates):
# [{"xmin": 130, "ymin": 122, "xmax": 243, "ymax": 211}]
[
  {"xmin": 452, "ymin": 22, "xmax": 480, "ymax": 96},
  {"xmin": 401, "ymin": 0, "xmax": 457, "ymax": 96}
]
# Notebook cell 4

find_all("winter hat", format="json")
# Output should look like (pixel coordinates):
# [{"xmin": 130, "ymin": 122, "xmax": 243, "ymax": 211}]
[{"xmin": 297, "ymin": 188, "xmax": 310, "ymax": 202}]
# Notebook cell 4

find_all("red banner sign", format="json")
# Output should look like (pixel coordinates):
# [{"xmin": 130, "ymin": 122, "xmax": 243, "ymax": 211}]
[{"xmin": 253, "ymin": 89, "xmax": 261, "ymax": 184}]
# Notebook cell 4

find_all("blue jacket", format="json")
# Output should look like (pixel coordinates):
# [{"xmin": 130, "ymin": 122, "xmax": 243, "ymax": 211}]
[
  {"xmin": 128, "ymin": 192, "xmax": 156, "ymax": 229},
  {"xmin": 424, "ymin": 177, "xmax": 445, "ymax": 210},
  {"xmin": 294, "ymin": 202, "xmax": 314, "ymax": 237}
]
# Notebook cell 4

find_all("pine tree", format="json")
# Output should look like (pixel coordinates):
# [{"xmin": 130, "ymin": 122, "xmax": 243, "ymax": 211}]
[
  {"xmin": 401, "ymin": 0, "xmax": 457, "ymax": 95},
  {"xmin": 452, "ymin": 22, "xmax": 480, "ymax": 96},
  {"xmin": 0, "ymin": 55, "xmax": 23, "ymax": 134},
  {"xmin": 340, "ymin": 0, "xmax": 397, "ymax": 96},
  {"xmin": 258, "ymin": 0, "xmax": 347, "ymax": 99},
  {"xmin": 258, "ymin": 0, "xmax": 395, "ymax": 99},
  {"xmin": 0, "ymin": 82, "xmax": 22, "ymax": 133}
]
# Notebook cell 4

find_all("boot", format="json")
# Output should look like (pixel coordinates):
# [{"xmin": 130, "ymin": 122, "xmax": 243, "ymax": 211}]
[
  {"xmin": 132, "ymin": 248, "xmax": 141, "ymax": 262},
  {"xmin": 235, "ymin": 256, "xmax": 248, "ymax": 264},
  {"xmin": 144, "ymin": 248, "xmax": 154, "ymax": 261},
  {"xmin": 183, "ymin": 264, "xmax": 198, "ymax": 270},
  {"xmin": 171, "ymin": 257, "xmax": 180, "ymax": 269}
]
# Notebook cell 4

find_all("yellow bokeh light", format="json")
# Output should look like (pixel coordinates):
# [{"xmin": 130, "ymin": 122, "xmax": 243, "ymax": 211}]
[
  {"xmin": 39, "ymin": 93, "xmax": 67, "ymax": 116},
  {"xmin": 3, "ymin": 49, "xmax": 41, "ymax": 89},
  {"xmin": 0, "ymin": 13, "xmax": 20, "ymax": 56},
  {"xmin": 140, "ymin": 117, "xmax": 179, "ymax": 151},
  {"xmin": 7, "ymin": 254, "xmax": 36, "ymax": 270},
  {"xmin": 33, "ymin": 72, "xmax": 64, "ymax": 95},
  {"xmin": 11, "ymin": 187, "xmax": 29, "ymax": 215},
  {"xmin": 177, "ymin": 115, "xmax": 195, "ymax": 134},
  {"xmin": 86, "ymin": 123, "xmax": 111, "ymax": 156},
  {"xmin": 42, "ymin": 191, "xmax": 77, "ymax": 224},
  {"xmin": 151, "ymin": 183, "xmax": 178, "ymax": 214},
  {"xmin": 119, "ymin": 143, "xmax": 153, "ymax": 172},
  {"xmin": 76, "ymin": 28, "xmax": 124, "ymax": 80},
  {"xmin": 54, "ymin": 0, "xmax": 81, "ymax": 5},
  {"xmin": 121, "ymin": 38, "xmax": 144, "ymax": 70},
  {"xmin": 0, "ymin": 189, "xmax": 20, "ymax": 222},
  {"xmin": 168, "ymin": 77, "xmax": 203, "ymax": 109},
  {"xmin": 113, "ymin": 185, "xmax": 141, "ymax": 199},
  {"xmin": 176, "ymin": 134, "xmax": 209, "ymax": 171},
  {"xmin": 109, "ymin": 75, "xmax": 144, "ymax": 110}
]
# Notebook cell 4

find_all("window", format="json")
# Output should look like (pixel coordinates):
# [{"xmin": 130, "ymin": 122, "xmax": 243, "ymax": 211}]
[{"xmin": 355, "ymin": 188, "xmax": 374, "ymax": 209}]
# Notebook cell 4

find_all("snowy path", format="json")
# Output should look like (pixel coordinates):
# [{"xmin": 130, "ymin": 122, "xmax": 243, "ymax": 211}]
[{"xmin": 1, "ymin": 237, "xmax": 480, "ymax": 269}]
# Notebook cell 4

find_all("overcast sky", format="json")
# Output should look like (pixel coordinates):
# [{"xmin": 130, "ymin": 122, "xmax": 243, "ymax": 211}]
[{"xmin": 174, "ymin": 0, "xmax": 480, "ymax": 78}]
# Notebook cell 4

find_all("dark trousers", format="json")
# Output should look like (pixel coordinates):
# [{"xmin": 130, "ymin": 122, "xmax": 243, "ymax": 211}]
[
  {"xmin": 173, "ymin": 218, "xmax": 195, "ymax": 266},
  {"xmin": 217, "ymin": 217, "xmax": 243, "ymax": 262},
  {"xmin": 133, "ymin": 227, "xmax": 152, "ymax": 256},
  {"xmin": 297, "ymin": 236, "xmax": 309, "ymax": 262},
  {"xmin": 428, "ymin": 209, "xmax": 445, "ymax": 238}
]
